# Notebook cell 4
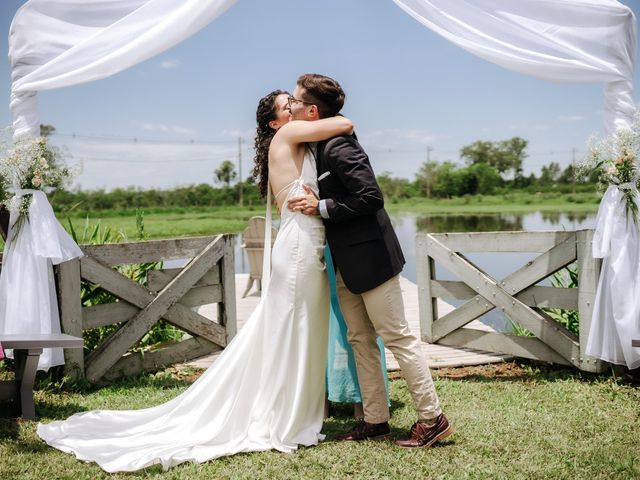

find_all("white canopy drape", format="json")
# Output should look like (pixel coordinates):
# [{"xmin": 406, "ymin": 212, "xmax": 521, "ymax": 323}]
[
  {"xmin": 10, "ymin": 0, "xmax": 636, "ymax": 137},
  {"xmin": 393, "ymin": 0, "xmax": 636, "ymax": 132},
  {"xmin": 9, "ymin": 0, "xmax": 237, "ymax": 138},
  {"xmin": 6, "ymin": 0, "xmax": 638, "ymax": 367}
]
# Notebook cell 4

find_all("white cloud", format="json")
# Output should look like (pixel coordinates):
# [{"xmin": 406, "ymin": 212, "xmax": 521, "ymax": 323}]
[
  {"xmin": 358, "ymin": 128, "xmax": 438, "ymax": 148},
  {"xmin": 557, "ymin": 114, "xmax": 585, "ymax": 122},
  {"xmin": 141, "ymin": 123, "xmax": 196, "ymax": 136},
  {"xmin": 508, "ymin": 123, "xmax": 549, "ymax": 131},
  {"xmin": 50, "ymin": 137, "xmax": 241, "ymax": 190},
  {"xmin": 159, "ymin": 59, "xmax": 180, "ymax": 69},
  {"xmin": 220, "ymin": 128, "xmax": 256, "ymax": 139}
]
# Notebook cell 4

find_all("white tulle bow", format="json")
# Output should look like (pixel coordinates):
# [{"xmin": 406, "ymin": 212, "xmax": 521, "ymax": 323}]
[
  {"xmin": 587, "ymin": 186, "xmax": 640, "ymax": 368},
  {"xmin": 0, "ymin": 189, "xmax": 83, "ymax": 370}
]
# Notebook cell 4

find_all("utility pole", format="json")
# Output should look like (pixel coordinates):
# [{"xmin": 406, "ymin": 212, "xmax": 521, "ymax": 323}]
[
  {"xmin": 426, "ymin": 145, "xmax": 434, "ymax": 198},
  {"xmin": 238, "ymin": 137, "xmax": 243, "ymax": 207},
  {"xmin": 571, "ymin": 147, "xmax": 576, "ymax": 195}
]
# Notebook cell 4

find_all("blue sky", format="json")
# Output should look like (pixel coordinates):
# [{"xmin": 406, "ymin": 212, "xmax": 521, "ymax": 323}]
[{"xmin": 1, "ymin": 0, "xmax": 640, "ymax": 190}]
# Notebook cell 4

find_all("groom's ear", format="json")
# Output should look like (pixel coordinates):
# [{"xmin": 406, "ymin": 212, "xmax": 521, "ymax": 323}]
[{"xmin": 308, "ymin": 105, "xmax": 320, "ymax": 120}]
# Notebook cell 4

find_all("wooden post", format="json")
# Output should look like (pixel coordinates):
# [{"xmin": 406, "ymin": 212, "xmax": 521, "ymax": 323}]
[
  {"xmin": 219, "ymin": 234, "xmax": 237, "ymax": 342},
  {"xmin": 575, "ymin": 229, "xmax": 606, "ymax": 373},
  {"xmin": 57, "ymin": 258, "xmax": 85, "ymax": 380},
  {"xmin": 416, "ymin": 234, "xmax": 437, "ymax": 343},
  {"xmin": 0, "ymin": 205, "xmax": 9, "ymax": 241}
]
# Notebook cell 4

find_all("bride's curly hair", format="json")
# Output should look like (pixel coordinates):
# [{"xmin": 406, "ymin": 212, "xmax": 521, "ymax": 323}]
[{"xmin": 253, "ymin": 90, "xmax": 288, "ymax": 198}]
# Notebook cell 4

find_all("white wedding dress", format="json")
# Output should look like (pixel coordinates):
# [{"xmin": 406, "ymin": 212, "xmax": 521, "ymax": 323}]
[{"xmin": 37, "ymin": 151, "xmax": 330, "ymax": 472}]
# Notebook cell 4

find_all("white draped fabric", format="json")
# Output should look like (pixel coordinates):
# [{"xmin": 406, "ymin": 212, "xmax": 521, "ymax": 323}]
[
  {"xmin": 393, "ymin": 0, "xmax": 636, "ymax": 132},
  {"xmin": 586, "ymin": 186, "xmax": 640, "ymax": 369},
  {"xmin": 10, "ymin": 0, "xmax": 635, "ymax": 137},
  {"xmin": 0, "ymin": 191, "xmax": 83, "ymax": 371},
  {"xmin": 9, "ymin": 0, "xmax": 237, "ymax": 138}
]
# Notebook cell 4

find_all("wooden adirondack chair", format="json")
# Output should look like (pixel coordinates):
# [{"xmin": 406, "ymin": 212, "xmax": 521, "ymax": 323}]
[{"xmin": 241, "ymin": 216, "xmax": 277, "ymax": 298}]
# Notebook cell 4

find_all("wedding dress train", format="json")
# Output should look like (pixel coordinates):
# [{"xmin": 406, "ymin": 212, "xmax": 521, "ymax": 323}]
[{"xmin": 37, "ymin": 151, "xmax": 329, "ymax": 472}]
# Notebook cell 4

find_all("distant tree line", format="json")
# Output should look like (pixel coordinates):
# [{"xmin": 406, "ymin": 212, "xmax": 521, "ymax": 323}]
[
  {"xmin": 46, "ymin": 134, "xmax": 599, "ymax": 213},
  {"xmin": 51, "ymin": 181, "xmax": 262, "ymax": 213},
  {"xmin": 377, "ymin": 136, "xmax": 598, "ymax": 200}
]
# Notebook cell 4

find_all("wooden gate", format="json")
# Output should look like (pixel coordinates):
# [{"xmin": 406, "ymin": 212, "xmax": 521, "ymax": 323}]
[
  {"xmin": 416, "ymin": 230, "xmax": 605, "ymax": 373},
  {"xmin": 57, "ymin": 234, "xmax": 237, "ymax": 384}
]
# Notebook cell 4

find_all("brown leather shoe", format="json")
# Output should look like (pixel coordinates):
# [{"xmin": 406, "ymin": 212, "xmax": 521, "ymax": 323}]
[
  {"xmin": 335, "ymin": 420, "xmax": 391, "ymax": 441},
  {"xmin": 395, "ymin": 414, "xmax": 453, "ymax": 448}
]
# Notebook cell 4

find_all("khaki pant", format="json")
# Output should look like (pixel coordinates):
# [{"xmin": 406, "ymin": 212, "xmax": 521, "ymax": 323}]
[{"xmin": 336, "ymin": 272, "xmax": 441, "ymax": 424}]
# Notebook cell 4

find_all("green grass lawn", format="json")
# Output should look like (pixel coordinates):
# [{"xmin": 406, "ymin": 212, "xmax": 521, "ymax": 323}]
[
  {"xmin": 384, "ymin": 192, "xmax": 601, "ymax": 214},
  {"xmin": 0, "ymin": 363, "xmax": 638, "ymax": 480},
  {"xmin": 63, "ymin": 205, "xmax": 267, "ymax": 240},
  {"xmin": 48, "ymin": 192, "xmax": 602, "ymax": 243}
]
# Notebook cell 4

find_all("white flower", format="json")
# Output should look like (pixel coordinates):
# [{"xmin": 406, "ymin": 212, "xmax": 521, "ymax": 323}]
[
  {"xmin": 8, "ymin": 194, "xmax": 21, "ymax": 216},
  {"xmin": 606, "ymin": 165, "xmax": 619, "ymax": 176}
]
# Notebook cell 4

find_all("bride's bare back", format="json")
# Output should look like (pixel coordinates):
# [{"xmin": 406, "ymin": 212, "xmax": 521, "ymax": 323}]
[{"xmin": 268, "ymin": 118, "xmax": 353, "ymax": 211}]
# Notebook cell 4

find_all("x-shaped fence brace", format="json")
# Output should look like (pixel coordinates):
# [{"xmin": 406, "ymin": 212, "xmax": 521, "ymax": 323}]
[
  {"xmin": 422, "ymin": 232, "xmax": 581, "ymax": 366},
  {"xmin": 80, "ymin": 236, "xmax": 228, "ymax": 383}
]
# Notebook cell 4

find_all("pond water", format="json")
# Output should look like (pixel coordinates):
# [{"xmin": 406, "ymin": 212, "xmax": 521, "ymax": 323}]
[{"xmin": 230, "ymin": 210, "xmax": 596, "ymax": 332}]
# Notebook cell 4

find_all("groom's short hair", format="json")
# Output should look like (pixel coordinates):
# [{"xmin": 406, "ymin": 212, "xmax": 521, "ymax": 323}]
[{"xmin": 297, "ymin": 74, "xmax": 345, "ymax": 118}]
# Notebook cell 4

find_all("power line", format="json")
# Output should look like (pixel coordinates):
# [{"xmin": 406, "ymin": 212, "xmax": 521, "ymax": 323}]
[
  {"xmin": 50, "ymin": 132, "xmax": 240, "ymax": 146},
  {"xmin": 49, "ymin": 131, "xmax": 586, "ymax": 163},
  {"xmin": 75, "ymin": 156, "xmax": 237, "ymax": 163}
]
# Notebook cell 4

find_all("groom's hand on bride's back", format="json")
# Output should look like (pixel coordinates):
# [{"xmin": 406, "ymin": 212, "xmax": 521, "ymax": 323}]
[{"xmin": 287, "ymin": 184, "xmax": 320, "ymax": 216}]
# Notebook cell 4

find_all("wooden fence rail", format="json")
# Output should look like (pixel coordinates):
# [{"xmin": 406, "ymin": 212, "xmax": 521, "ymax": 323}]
[
  {"xmin": 56, "ymin": 234, "xmax": 237, "ymax": 384},
  {"xmin": 416, "ymin": 230, "xmax": 606, "ymax": 373}
]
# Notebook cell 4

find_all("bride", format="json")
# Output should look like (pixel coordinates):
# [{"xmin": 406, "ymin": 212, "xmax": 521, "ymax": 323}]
[{"xmin": 36, "ymin": 90, "xmax": 353, "ymax": 472}]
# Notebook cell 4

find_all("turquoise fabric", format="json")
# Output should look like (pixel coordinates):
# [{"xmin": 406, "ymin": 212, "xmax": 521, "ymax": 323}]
[{"xmin": 325, "ymin": 245, "xmax": 389, "ymax": 403}]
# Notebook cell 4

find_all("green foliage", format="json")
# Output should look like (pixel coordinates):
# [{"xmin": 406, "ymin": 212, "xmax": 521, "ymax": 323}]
[
  {"xmin": 540, "ymin": 161, "xmax": 562, "ymax": 185},
  {"xmin": 67, "ymin": 211, "xmax": 184, "ymax": 354},
  {"xmin": 509, "ymin": 319, "xmax": 534, "ymax": 337},
  {"xmin": 460, "ymin": 136, "xmax": 528, "ymax": 179},
  {"xmin": 414, "ymin": 161, "xmax": 503, "ymax": 198},
  {"xmin": 377, "ymin": 171, "xmax": 413, "ymax": 200},
  {"xmin": 214, "ymin": 160, "xmax": 237, "ymax": 187},
  {"xmin": 415, "ymin": 160, "xmax": 438, "ymax": 197},
  {"xmin": 39, "ymin": 124, "xmax": 56, "ymax": 138},
  {"xmin": 511, "ymin": 264, "xmax": 579, "ymax": 337},
  {"xmin": 544, "ymin": 264, "xmax": 579, "ymax": 336},
  {"xmin": 51, "ymin": 182, "xmax": 262, "ymax": 214}
]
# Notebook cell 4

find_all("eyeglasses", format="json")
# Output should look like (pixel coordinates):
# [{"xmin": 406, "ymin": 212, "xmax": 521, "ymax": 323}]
[{"xmin": 287, "ymin": 96, "xmax": 314, "ymax": 108}]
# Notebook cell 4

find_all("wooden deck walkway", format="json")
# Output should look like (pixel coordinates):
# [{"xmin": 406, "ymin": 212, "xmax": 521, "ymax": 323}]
[{"xmin": 189, "ymin": 274, "xmax": 509, "ymax": 370}]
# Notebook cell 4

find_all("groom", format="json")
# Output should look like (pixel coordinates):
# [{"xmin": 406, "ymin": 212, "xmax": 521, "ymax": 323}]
[{"xmin": 287, "ymin": 73, "xmax": 452, "ymax": 447}]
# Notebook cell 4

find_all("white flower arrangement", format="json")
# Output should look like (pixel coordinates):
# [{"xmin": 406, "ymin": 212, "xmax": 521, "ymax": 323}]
[
  {"xmin": 580, "ymin": 110, "xmax": 640, "ymax": 225},
  {"xmin": 0, "ymin": 128, "xmax": 75, "ymax": 245}
]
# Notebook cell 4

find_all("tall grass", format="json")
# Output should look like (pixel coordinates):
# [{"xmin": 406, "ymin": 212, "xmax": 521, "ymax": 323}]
[{"xmin": 510, "ymin": 264, "xmax": 579, "ymax": 337}]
